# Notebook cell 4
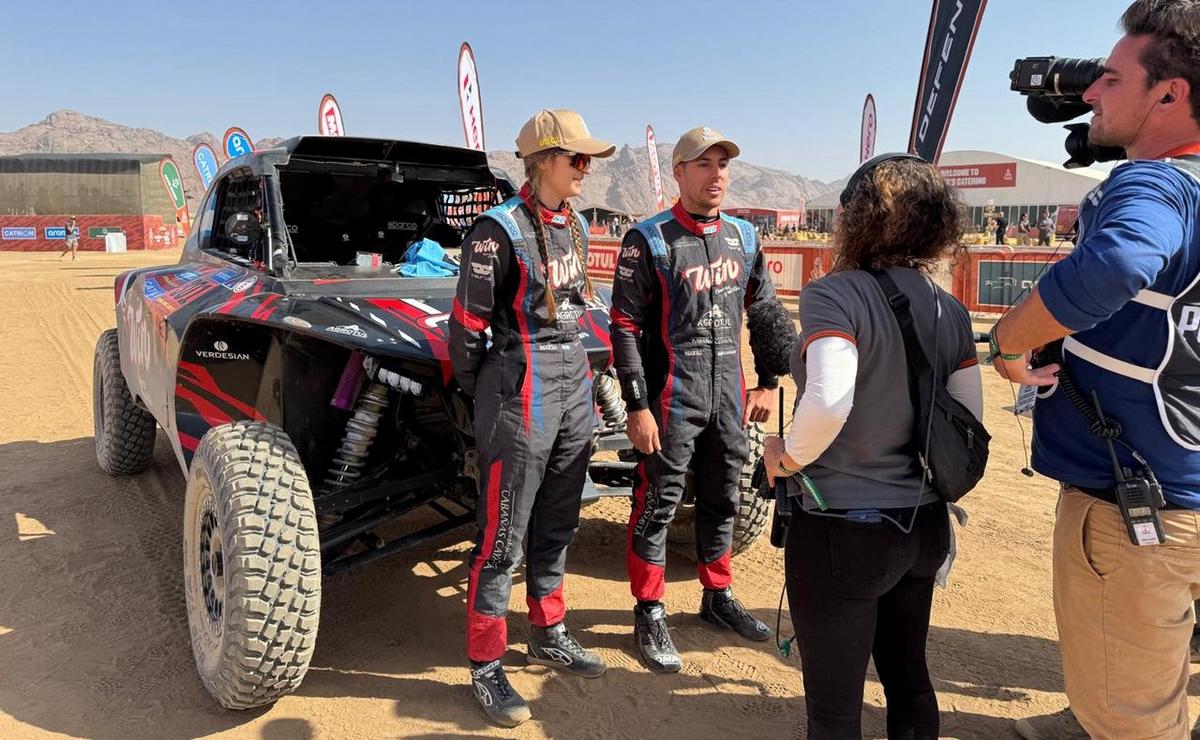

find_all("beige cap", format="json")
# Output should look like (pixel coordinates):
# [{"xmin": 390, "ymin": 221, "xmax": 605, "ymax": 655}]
[
  {"xmin": 671, "ymin": 126, "xmax": 741, "ymax": 167},
  {"xmin": 515, "ymin": 109, "xmax": 616, "ymax": 159}
]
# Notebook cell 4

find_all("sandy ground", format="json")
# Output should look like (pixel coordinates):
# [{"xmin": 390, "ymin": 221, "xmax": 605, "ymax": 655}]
[{"xmin": 1, "ymin": 249, "xmax": 1197, "ymax": 739}]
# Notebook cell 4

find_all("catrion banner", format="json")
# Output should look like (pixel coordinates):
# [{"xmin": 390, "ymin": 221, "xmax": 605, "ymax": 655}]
[
  {"xmin": 457, "ymin": 42, "xmax": 485, "ymax": 151},
  {"xmin": 860, "ymin": 94, "xmax": 877, "ymax": 164},
  {"xmin": 907, "ymin": 0, "xmax": 988, "ymax": 163},
  {"xmin": 318, "ymin": 93, "xmax": 344, "ymax": 136},
  {"xmin": 645, "ymin": 124, "xmax": 665, "ymax": 212},
  {"xmin": 192, "ymin": 143, "xmax": 219, "ymax": 191},
  {"xmin": 160, "ymin": 158, "xmax": 191, "ymax": 232},
  {"xmin": 222, "ymin": 127, "xmax": 255, "ymax": 160}
]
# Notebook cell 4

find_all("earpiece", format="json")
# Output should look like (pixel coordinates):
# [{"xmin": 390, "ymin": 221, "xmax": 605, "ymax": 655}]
[{"xmin": 1162, "ymin": 94, "xmax": 1175, "ymax": 104}]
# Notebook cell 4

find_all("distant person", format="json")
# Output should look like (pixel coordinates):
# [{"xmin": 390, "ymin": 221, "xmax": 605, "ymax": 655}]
[
  {"xmin": 1018, "ymin": 212, "xmax": 1033, "ymax": 246},
  {"xmin": 1038, "ymin": 209, "xmax": 1055, "ymax": 246},
  {"xmin": 994, "ymin": 211, "xmax": 1009, "ymax": 246},
  {"xmin": 59, "ymin": 216, "xmax": 80, "ymax": 261}
]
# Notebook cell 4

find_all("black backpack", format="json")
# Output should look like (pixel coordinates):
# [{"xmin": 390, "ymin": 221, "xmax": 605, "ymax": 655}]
[{"xmin": 871, "ymin": 270, "xmax": 991, "ymax": 502}]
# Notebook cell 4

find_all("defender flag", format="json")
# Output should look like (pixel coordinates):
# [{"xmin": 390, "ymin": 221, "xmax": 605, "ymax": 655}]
[
  {"xmin": 457, "ymin": 42, "xmax": 485, "ymax": 151},
  {"xmin": 192, "ymin": 143, "xmax": 219, "ymax": 191},
  {"xmin": 646, "ymin": 124, "xmax": 665, "ymax": 212},
  {"xmin": 860, "ymin": 94, "xmax": 877, "ymax": 164},
  {"xmin": 907, "ymin": 0, "xmax": 988, "ymax": 163},
  {"xmin": 318, "ymin": 93, "xmax": 345, "ymax": 136}
]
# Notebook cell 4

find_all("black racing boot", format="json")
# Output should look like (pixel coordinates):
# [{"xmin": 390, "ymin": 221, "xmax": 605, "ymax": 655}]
[
  {"xmin": 527, "ymin": 622, "xmax": 607, "ymax": 677},
  {"xmin": 633, "ymin": 602, "xmax": 682, "ymax": 673},
  {"xmin": 699, "ymin": 587, "xmax": 771, "ymax": 642},
  {"xmin": 469, "ymin": 659, "xmax": 531, "ymax": 728}
]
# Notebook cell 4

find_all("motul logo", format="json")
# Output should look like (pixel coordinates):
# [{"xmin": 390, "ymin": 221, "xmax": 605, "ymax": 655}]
[
  {"xmin": 685, "ymin": 256, "xmax": 741, "ymax": 291},
  {"xmin": 547, "ymin": 252, "xmax": 583, "ymax": 289}
]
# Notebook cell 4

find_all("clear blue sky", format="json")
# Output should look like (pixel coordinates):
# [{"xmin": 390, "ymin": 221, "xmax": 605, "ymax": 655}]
[{"xmin": 0, "ymin": 0, "xmax": 1132, "ymax": 182}]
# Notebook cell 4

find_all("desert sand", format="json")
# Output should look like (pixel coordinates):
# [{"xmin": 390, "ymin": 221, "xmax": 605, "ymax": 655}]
[{"xmin": 1, "ymin": 249, "xmax": 1196, "ymax": 739}]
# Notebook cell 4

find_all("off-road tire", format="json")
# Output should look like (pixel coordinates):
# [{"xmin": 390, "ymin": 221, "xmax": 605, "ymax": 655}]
[
  {"xmin": 667, "ymin": 423, "xmax": 770, "ymax": 558},
  {"xmin": 183, "ymin": 421, "xmax": 321, "ymax": 710},
  {"xmin": 93, "ymin": 328, "xmax": 156, "ymax": 475}
]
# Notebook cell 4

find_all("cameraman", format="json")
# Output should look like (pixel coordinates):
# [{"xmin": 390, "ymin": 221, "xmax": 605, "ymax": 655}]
[{"xmin": 992, "ymin": 2, "xmax": 1200, "ymax": 737}]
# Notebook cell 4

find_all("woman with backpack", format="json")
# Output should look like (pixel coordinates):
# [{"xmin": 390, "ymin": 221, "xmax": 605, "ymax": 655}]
[{"xmin": 763, "ymin": 154, "xmax": 984, "ymax": 739}]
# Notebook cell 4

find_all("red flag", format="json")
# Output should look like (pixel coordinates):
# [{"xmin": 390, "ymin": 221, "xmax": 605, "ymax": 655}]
[
  {"xmin": 457, "ymin": 43, "xmax": 485, "ymax": 151},
  {"xmin": 646, "ymin": 125, "xmax": 665, "ymax": 212}
]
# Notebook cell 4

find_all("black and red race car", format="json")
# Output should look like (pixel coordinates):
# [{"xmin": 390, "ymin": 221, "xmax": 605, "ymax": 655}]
[{"xmin": 92, "ymin": 136, "xmax": 768, "ymax": 710}]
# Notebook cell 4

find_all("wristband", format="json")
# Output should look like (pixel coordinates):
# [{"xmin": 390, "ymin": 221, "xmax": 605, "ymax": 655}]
[{"xmin": 988, "ymin": 327, "xmax": 1023, "ymax": 362}]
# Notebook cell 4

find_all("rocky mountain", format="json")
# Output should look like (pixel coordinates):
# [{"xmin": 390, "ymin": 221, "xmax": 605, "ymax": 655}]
[
  {"xmin": 0, "ymin": 111, "xmax": 832, "ymax": 213},
  {"xmin": 488, "ymin": 143, "xmax": 830, "ymax": 215}
]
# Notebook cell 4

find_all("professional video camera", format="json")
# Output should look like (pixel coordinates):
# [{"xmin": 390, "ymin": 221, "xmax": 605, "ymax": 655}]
[{"xmin": 1010, "ymin": 56, "xmax": 1127, "ymax": 168}]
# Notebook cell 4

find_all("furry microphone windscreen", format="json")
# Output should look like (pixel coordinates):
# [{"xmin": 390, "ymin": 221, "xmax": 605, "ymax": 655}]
[{"xmin": 747, "ymin": 299, "xmax": 797, "ymax": 378}]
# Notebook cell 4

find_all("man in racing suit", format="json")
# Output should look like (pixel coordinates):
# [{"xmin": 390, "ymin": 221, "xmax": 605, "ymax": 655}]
[{"xmin": 611, "ymin": 126, "xmax": 783, "ymax": 672}]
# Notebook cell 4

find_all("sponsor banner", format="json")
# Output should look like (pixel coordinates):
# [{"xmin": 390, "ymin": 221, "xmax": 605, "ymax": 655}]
[
  {"xmin": 861, "ymin": 94, "xmax": 877, "ymax": 164},
  {"xmin": 222, "ymin": 127, "xmax": 254, "ymax": 159},
  {"xmin": 160, "ymin": 158, "xmax": 191, "ymax": 233},
  {"xmin": 908, "ymin": 0, "xmax": 988, "ymax": 163},
  {"xmin": 0, "ymin": 216, "xmax": 172, "ymax": 252},
  {"xmin": 954, "ymin": 247, "xmax": 1070, "ymax": 312},
  {"xmin": 937, "ymin": 162, "xmax": 1017, "ymax": 188},
  {"xmin": 586, "ymin": 241, "xmax": 619, "ymax": 281},
  {"xmin": 457, "ymin": 42, "xmax": 485, "ymax": 151},
  {"xmin": 1055, "ymin": 204, "xmax": 1080, "ymax": 235},
  {"xmin": 646, "ymin": 124, "xmax": 665, "ymax": 212},
  {"xmin": 2, "ymin": 227, "xmax": 36, "ymax": 240},
  {"xmin": 798, "ymin": 198, "xmax": 807, "ymax": 226},
  {"xmin": 318, "ymin": 93, "xmax": 344, "ymax": 136},
  {"xmin": 192, "ymin": 143, "xmax": 220, "ymax": 191}
]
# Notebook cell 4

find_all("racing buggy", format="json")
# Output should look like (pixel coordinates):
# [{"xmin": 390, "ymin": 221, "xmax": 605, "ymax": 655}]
[{"xmin": 92, "ymin": 136, "xmax": 769, "ymax": 709}]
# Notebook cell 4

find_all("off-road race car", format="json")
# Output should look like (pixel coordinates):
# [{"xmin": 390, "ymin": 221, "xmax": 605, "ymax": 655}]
[{"xmin": 92, "ymin": 136, "xmax": 769, "ymax": 709}]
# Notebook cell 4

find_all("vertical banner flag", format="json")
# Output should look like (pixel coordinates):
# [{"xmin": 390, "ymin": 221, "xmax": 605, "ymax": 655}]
[
  {"xmin": 318, "ymin": 93, "xmax": 344, "ymax": 136},
  {"xmin": 160, "ymin": 158, "xmax": 191, "ymax": 233},
  {"xmin": 907, "ymin": 0, "xmax": 988, "ymax": 163},
  {"xmin": 192, "ymin": 143, "xmax": 219, "ymax": 191},
  {"xmin": 222, "ymin": 127, "xmax": 254, "ymax": 160},
  {"xmin": 645, "ymin": 124, "xmax": 665, "ymax": 212},
  {"xmin": 860, "ymin": 94, "xmax": 877, "ymax": 164},
  {"xmin": 457, "ymin": 42, "xmax": 485, "ymax": 151}
]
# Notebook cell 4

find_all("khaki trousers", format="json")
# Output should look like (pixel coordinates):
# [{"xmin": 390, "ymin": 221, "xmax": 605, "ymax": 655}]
[{"xmin": 1054, "ymin": 487, "xmax": 1200, "ymax": 739}]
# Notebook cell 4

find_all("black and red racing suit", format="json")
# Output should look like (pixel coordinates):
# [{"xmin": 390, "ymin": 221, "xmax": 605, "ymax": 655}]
[
  {"xmin": 449, "ymin": 185, "xmax": 596, "ymax": 663},
  {"xmin": 610, "ymin": 201, "xmax": 778, "ymax": 602}
]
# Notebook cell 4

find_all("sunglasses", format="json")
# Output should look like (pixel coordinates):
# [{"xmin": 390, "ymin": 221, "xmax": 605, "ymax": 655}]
[{"xmin": 553, "ymin": 149, "xmax": 592, "ymax": 173}]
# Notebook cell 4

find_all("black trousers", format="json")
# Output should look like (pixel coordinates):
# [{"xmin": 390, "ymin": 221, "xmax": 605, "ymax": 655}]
[{"xmin": 785, "ymin": 502, "xmax": 950, "ymax": 740}]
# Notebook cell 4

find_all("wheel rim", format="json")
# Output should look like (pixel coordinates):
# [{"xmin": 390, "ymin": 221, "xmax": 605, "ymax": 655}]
[{"xmin": 194, "ymin": 482, "xmax": 225, "ymax": 639}]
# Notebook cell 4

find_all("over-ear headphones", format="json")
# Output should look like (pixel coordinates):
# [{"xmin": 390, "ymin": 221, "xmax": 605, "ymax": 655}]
[
  {"xmin": 1162, "ymin": 94, "xmax": 1175, "ymax": 103},
  {"xmin": 840, "ymin": 152, "xmax": 927, "ymax": 208}
]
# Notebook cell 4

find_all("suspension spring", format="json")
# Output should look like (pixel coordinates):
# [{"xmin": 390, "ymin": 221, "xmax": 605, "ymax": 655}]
[
  {"xmin": 323, "ymin": 381, "xmax": 391, "ymax": 491},
  {"xmin": 594, "ymin": 372, "xmax": 627, "ymax": 431}
]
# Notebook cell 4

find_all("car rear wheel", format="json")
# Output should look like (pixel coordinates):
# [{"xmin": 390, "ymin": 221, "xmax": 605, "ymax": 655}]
[
  {"xmin": 183, "ymin": 421, "xmax": 321, "ymax": 710},
  {"xmin": 667, "ymin": 423, "xmax": 771, "ymax": 558},
  {"xmin": 93, "ymin": 328, "xmax": 156, "ymax": 475}
]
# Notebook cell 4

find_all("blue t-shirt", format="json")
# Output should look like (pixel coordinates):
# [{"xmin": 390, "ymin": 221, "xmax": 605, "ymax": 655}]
[{"xmin": 1033, "ymin": 157, "xmax": 1200, "ymax": 507}]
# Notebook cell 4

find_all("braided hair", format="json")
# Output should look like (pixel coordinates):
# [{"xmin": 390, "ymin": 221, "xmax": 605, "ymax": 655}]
[{"xmin": 523, "ymin": 152, "xmax": 595, "ymax": 323}]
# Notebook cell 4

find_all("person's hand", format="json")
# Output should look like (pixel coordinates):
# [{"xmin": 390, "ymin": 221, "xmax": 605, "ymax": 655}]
[
  {"xmin": 627, "ymin": 409, "xmax": 661, "ymax": 455},
  {"xmin": 743, "ymin": 387, "xmax": 774, "ymax": 427},
  {"xmin": 992, "ymin": 351, "xmax": 1061, "ymax": 386},
  {"xmin": 764, "ymin": 435, "xmax": 786, "ymax": 487}
]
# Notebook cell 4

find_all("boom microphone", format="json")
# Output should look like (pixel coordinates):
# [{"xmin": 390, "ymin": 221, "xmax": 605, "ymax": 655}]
[{"xmin": 748, "ymin": 298, "xmax": 798, "ymax": 378}]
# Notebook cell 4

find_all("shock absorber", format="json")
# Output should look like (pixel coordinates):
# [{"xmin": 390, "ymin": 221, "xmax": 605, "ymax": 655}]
[
  {"xmin": 323, "ymin": 381, "xmax": 390, "ymax": 491},
  {"xmin": 593, "ymin": 371, "xmax": 627, "ymax": 431}
]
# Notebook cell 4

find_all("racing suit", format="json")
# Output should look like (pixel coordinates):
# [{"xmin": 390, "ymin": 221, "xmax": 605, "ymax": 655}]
[
  {"xmin": 449, "ymin": 186, "xmax": 596, "ymax": 664},
  {"xmin": 610, "ymin": 201, "xmax": 778, "ymax": 602}
]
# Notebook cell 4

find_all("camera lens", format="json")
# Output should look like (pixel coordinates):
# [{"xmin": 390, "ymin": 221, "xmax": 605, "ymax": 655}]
[{"xmin": 1048, "ymin": 57, "xmax": 1106, "ymax": 96}]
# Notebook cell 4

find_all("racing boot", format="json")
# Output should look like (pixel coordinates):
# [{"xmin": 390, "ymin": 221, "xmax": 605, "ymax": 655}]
[
  {"xmin": 469, "ymin": 659, "xmax": 531, "ymax": 728},
  {"xmin": 633, "ymin": 602, "xmax": 682, "ymax": 673},
  {"xmin": 527, "ymin": 622, "xmax": 607, "ymax": 678},
  {"xmin": 699, "ymin": 587, "xmax": 771, "ymax": 642}
]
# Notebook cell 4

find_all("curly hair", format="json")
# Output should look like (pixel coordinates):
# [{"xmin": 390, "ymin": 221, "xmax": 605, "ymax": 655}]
[
  {"xmin": 1123, "ymin": 0, "xmax": 1200, "ymax": 123},
  {"xmin": 832, "ymin": 158, "xmax": 966, "ymax": 273}
]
